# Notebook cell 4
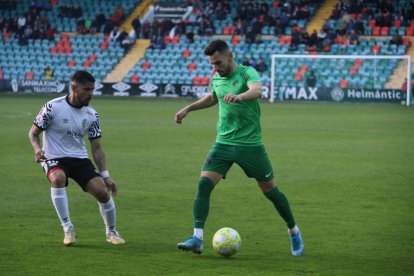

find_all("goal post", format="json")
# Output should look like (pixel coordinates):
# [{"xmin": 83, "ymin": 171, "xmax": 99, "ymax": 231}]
[{"xmin": 270, "ymin": 54, "xmax": 412, "ymax": 106}]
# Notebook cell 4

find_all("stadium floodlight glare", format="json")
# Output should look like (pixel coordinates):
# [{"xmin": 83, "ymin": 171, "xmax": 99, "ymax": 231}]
[{"xmin": 270, "ymin": 54, "xmax": 412, "ymax": 106}]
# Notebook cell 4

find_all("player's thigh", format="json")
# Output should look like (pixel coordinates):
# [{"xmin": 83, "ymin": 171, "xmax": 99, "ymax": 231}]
[
  {"xmin": 236, "ymin": 145, "xmax": 275, "ymax": 182},
  {"xmin": 201, "ymin": 143, "xmax": 236, "ymax": 179},
  {"xmin": 41, "ymin": 159, "xmax": 68, "ymax": 188},
  {"xmin": 85, "ymin": 176, "xmax": 109, "ymax": 202}
]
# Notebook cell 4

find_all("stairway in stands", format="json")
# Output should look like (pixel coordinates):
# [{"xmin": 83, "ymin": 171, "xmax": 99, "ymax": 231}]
[
  {"xmin": 386, "ymin": 37, "xmax": 414, "ymax": 89},
  {"xmin": 306, "ymin": 0, "xmax": 340, "ymax": 33},
  {"xmin": 104, "ymin": 0, "xmax": 154, "ymax": 82}
]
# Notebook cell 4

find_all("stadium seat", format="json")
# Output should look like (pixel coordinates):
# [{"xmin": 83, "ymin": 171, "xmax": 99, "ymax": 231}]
[
  {"xmin": 0, "ymin": 69, "xmax": 3, "ymax": 79},
  {"xmin": 339, "ymin": 79, "xmax": 348, "ymax": 88},
  {"xmin": 26, "ymin": 71, "xmax": 34, "ymax": 80},
  {"xmin": 130, "ymin": 74, "xmax": 139, "ymax": 83}
]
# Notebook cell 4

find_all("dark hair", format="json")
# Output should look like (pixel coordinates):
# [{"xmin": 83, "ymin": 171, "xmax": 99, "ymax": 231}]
[
  {"xmin": 204, "ymin": 39, "xmax": 229, "ymax": 56},
  {"xmin": 71, "ymin": 70, "xmax": 95, "ymax": 84}
]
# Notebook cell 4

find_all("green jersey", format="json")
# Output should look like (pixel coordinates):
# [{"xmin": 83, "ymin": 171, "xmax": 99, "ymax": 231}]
[{"xmin": 211, "ymin": 65, "xmax": 262, "ymax": 146}]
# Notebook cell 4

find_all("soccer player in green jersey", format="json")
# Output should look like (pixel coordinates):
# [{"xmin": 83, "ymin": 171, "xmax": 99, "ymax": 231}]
[{"xmin": 175, "ymin": 39, "xmax": 304, "ymax": 256}]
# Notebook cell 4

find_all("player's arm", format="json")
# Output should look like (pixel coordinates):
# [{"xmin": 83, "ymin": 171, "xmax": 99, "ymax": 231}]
[
  {"xmin": 175, "ymin": 93, "xmax": 218, "ymax": 124},
  {"xmin": 90, "ymin": 138, "xmax": 118, "ymax": 196},
  {"xmin": 224, "ymin": 82, "xmax": 263, "ymax": 103},
  {"xmin": 28, "ymin": 124, "xmax": 46, "ymax": 162}
]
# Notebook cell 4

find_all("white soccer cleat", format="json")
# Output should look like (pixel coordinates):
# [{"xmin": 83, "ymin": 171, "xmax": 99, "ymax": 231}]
[
  {"xmin": 63, "ymin": 226, "xmax": 77, "ymax": 246},
  {"xmin": 106, "ymin": 230, "xmax": 125, "ymax": 245}
]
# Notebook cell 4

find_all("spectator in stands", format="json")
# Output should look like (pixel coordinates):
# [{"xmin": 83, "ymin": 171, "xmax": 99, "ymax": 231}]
[
  {"xmin": 348, "ymin": 30, "xmax": 359, "ymax": 45},
  {"xmin": 44, "ymin": 66, "xmax": 54, "ymax": 80},
  {"xmin": 390, "ymin": 33, "xmax": 403, "ymax": 46},
  {"xmin": 94, "ymin": 10, "xmax": 106, "ymax": 33},
  {"xmin": 18, "ymin": 32, "xmax": 29, "ymax": 46},
  {"xmin": 242, "ymin": 57, "xmax": 251, "ymax": 66},
  {"xmin": 186, "ymin": 28, "xmax": 195, "ymax": 44},
  {"xmin": 148, "ymin": 35, "xmax": 165, "ymax": 50},
  {"xmin": 109, "ymin": 27, "xmax": 120, "ymax": 42},
  {"xmin": 289, "ymin": 28, "xmax": 300, "ymax": 51},
  {"xmin": 121, "ymin": 36, "xmax": 132, "ymax": 54},
  {"xmin": 188, "ymin": 8, "xmax": 200, "ymax": 27},
  {"xmin": 308, "ymin": 29, "xmax": 318, "ymax": 47},
  {"xmin": 306, "ymin": 70, "xmax": 317, "ymax": 87},
  {"xmin": 131, "ymin": 16, "xmax": 141, "ymax": 39},
  {"xmin": 256, "ymin": 58, "xmax": 268, "ymax": 73},
  {"xmin": 199, "ymin": 15, "xmax": 214, "ymax": 36}
]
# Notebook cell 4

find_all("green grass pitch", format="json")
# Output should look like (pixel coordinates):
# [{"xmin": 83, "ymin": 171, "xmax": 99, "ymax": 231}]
[{"xmin": 0, "ymin": 94, "xmax": 413, "ymax": 275}]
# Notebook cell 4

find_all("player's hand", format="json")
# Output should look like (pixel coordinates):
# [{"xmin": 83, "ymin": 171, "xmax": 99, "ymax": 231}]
[
  {"xmin": 224, "ymin": 93, "xmax": 242, "ymax": 103},
  {"xmin": 35, "ymin": 149, "xmax": 46, "ymax": 162},
  {"xmin": 175, "ymin": 108, "xmax": 189, "ymax": 124},
  {"xmin": 104, "ymin": 178, "xmax": 118, "ymax": 197}
]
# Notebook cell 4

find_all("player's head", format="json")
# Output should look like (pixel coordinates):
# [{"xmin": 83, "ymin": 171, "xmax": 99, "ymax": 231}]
[
  {"xmin": 204, "ymin": 39, "xmax": 234, "ymax": 77},
  {"xmin": 70, "ymin": 70, "xmax": 95, "ymax": 106}
]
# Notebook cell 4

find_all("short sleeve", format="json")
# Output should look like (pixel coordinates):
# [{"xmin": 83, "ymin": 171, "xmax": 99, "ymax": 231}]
[
  {"xmin": 34, "ymin": 102, "xmax": 53, "ymax": 130},
  {"xmin": 243, "ymin": 66, "xmax": 261, "ymax": 85},
  {"xmin": 88, "ymin": 112, "xmax": 102, "ymax": 139}
]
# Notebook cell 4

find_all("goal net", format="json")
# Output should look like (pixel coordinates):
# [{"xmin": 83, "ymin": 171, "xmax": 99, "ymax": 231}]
[{"xmin": 270, "ymin": 54, "xmax": 412, "ymax": 106}]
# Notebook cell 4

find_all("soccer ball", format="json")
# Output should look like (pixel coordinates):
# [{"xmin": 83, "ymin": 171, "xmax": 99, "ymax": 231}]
[{"xmin": 212, "ymin": 227, "xmax": 241, "ymax": 257}]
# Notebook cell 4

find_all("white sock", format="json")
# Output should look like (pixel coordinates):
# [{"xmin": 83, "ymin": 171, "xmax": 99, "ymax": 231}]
[
  {"xmin": 288, "ymin": 225, "xmax": 299, "ymax": 236},
  {"xmin": 50, "ymin": 187, "xmax": 72, "ymax": 229},
  {"xmin": 98, "ymin": 197, "xmax": 116, "ymax": 235},
  {"xmin": 193, "ymin": 228, "xmax": 203, "ymax": 240}
]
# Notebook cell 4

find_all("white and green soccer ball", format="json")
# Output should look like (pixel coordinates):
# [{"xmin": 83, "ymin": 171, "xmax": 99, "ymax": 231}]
[{"xmin": 212, "ymin": 227, "xmax": 241, "ymax": 257}]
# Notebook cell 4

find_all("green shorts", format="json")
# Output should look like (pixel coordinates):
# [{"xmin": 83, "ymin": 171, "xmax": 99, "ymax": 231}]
[{"xmin": 202, "ymin": 143, "xmax": 275, "ymax": 181}]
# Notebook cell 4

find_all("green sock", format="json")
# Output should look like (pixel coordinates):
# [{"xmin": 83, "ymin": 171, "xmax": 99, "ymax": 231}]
[
  {"xmin": 264, "ymin": 187, "xmax": 296, "ymax": 229},
  {"xmin": 193, "ymin": 177, "xmax": 215, "ymax": 229}
]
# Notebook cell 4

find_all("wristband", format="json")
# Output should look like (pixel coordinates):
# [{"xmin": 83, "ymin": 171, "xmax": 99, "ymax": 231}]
[{"xmin": 100, "ymin": 170, "xmax": 110, "ymax": 179}]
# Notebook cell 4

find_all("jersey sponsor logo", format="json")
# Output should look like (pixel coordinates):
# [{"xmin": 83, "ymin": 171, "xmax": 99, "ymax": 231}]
[
  {"xmin": 81, "ymin": 119, "xmax": 89, "ymax": 129},
  {"xmin": 62, "ymin": 118, "xmax": 69, "ymax": 124}
]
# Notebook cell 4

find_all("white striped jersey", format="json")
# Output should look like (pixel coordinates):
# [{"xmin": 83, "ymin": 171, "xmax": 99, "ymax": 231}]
[{"xmin": 33, "ymin": 95, "xmax": 102, "ymax": 159}]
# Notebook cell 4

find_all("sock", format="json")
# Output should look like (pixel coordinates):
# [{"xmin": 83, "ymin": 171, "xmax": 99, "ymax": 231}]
[
  {"xmin": 193, "ymin": 176, "xmax": 215, "ymax": 233},
  {"xmin": 264, "ymin": 187, "xmax": 296, "ymax": 229},
  {"xmin": 98, "ymin": 197, "xmax": 116, "ymax": 235},
  {"xmin": 288, "ymin": 225, "xmax": 299, "ymax": 236},
  {"xmin": 50, "ymin": 187, "xmax": 72, "ymax": 229},
  {"xmin": 193, "ymin": 228, "xmax": 204, "ymax": 240}
]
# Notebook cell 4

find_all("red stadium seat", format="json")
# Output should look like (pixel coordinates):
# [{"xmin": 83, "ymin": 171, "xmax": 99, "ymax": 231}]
[
  {"xmin": 372, "ymin": 27, "xmax": 380, "ymax": 36},
  {"xmin": 231, "ymin": 36, "xmax": 240, "ymax": 45},
  {"xmin": 130, "ymin": 74, "xmax": 140, "ymax": 83},
  {"xmin": 67, "ymin": 60, "xmax": 76, "ymax": 67},
  {"xmin": 83, "ymin": 61, "xmax": 90, "ymax": 68},
  {"xmin": 403, "ymin": 36, "xmax": 411, "ymax": 47},
  {"xmin": 172, "ymin": 35, "xmax": 179, "ymax": 44},
  {"xmin": 192, "ymin": 76, "xmax": 202, "ymax": 85},
  {"xmin": 89, "ymin": 53, "xmax": 96, "ymax": 62},
  {"xmin": 372, "ymin": 45, "xmax": 381, "ymax": 54},
  {"xmin": 406, "ymin": 27, "xmax": 414, "ymax": 36},
  {"xmin": 380, "ymin": 27, "xmax": 389, "ymax": 36},
  {"xmin": 201, "ymin": 77, "xmax": 209, "ymax": 85},
  {"xmin": 164, "ymin": 36, "xmax": 171, "ymax": 44},
  {"xmin": 188, "ymin": 63, "xmax": 196, "ymax": 71},
  {"xmin": 339, "ymin": 79, "xmax": 348, "ymax": 88},
  {"xmin": 142, "ymin": 61, "xmax": 151, "ymax": 70},
  {"xmin": 182, "ymin": 49, "xmax": 191, "ymax": 58},
  {"xmin": 26, "ymin": 71, "xmax": 34, "ymax": 80},
  {"xmin": 0, "ymin": 69, "xmax": 3, "ymax": 79},
  {"xmin": 394, "ymin": 19, "xmax": 401, "ymax": 27}
]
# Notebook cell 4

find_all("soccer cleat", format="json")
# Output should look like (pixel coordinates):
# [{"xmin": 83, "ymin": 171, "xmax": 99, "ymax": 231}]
[
  {"xmin": 177, "ymin": 236, "xmax": 203, "ymax": 254},
  {"xmin": 106, "ymin": 230, "xmax": 125, "ymax": 245},
  {"xmin": 63, "ymin": 226, "xmax": 77, "ymax": 246},
  {"xmin": 290, "ymin": 230, "xmax": 304, "ymax": 256}
]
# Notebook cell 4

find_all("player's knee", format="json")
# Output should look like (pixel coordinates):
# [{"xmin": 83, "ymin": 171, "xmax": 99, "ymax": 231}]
[
  {"xmin": 48, "ymin": 170, "xmax": 66, "ymax": 188},
  {"xmin": 197, "ymin": 176, "xmax": 215, "ymax": 194}
]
